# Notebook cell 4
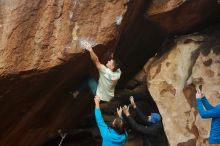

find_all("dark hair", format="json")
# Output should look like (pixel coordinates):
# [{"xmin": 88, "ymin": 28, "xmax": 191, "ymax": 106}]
[
  {"xmin": 111, "ymin": 117, "xmax": 126, "ymax": 134},
  {"xmin": 112, "ymin": 59, "xmax": 121, "ymax": 72}
]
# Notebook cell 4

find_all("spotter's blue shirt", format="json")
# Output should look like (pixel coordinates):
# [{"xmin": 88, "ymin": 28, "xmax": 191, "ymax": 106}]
[
  {"xmin": 95, "ymin": 108, "xmax": 127, "ymax": 146},
  {"xmin": 196, "ymin": 96, "xmax": 220, "ymax": 144}
]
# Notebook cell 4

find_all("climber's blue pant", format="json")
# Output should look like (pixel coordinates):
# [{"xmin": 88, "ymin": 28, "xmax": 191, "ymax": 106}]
[
  {"xmin": 79, "ymin": 77, "xmax": 97, "ymax": 96},
  {"xmin": 78, "ymin": 77, "xmax": 99, "ymax": 120}
]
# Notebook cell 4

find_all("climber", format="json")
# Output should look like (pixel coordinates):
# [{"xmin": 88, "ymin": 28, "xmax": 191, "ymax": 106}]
[
  {"xmin": 71, "ymin": 42, "xmax": 121, "ymax": 102},
  {"xmin": 94, "ymin": 96, "xmax": 127, "ymax": 146},
  {"xmin": 122, "ymin": 96, "xmax": 163, "ymax": 146},
  {"xmin": 196, "ymin": 89, "xmax": 220, "ymax": 145}
]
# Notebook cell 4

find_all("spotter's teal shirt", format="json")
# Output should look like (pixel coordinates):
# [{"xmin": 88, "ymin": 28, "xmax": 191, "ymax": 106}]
[
  {"xmin": 196, "ymin": 96, "xmax": 220, "ymax": 144},
  {"xmin": 95, "ymin": 108, "xmax": 127, "ymax": 146}
]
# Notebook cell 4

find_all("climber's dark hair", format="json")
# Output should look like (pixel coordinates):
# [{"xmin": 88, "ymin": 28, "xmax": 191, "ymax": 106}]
[
  {"xmin": 112, "ymin": 59, "xmax": 121, "ymax": 72},
  {"xmin": 111, "ymin": 117, "xmax": 126, "ymax": 134}
]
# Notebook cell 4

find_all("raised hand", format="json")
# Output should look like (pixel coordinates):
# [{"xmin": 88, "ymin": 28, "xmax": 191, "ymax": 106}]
[
  {"xmin": 122, "ymin": 105, "xmax": 130, "ymax": 116},
  {"xmin": 129, "ymin": 96, "xmax": 136, "ymax": 108},
  {"xmin": 83, "ymin": 40, "xmax": 92, "ymax": 51},
  {"xmin": 196, "ymin": 89, "xmax": 204, "ymax": 98},
  {"xmin": 94, "ymin": 96, "xmax": 100, "ymax": 107},
  {"xmin": 117, "ymin": 107, "xmax": 123, "ymax": 118}
]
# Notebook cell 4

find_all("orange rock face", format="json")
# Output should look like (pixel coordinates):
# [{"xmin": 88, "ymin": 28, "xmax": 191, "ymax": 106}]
[
  {"xmin": 0, "ymin": 0, "xmax": 220, "ymax": 145},
  {"xmin": 0, "ymin": 0, "xmax": 128, "ymax": 74},
  {"xmin": 146, "ymin": 0, "xmax": 220, "ymax": 33},
  {"xmin": 0, "ymin": 0, "xmax": 129, "ymax": 145}
]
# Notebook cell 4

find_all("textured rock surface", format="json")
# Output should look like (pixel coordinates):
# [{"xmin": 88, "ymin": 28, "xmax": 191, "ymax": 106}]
[
  {"xmin": 0, "ymin": 0, "xmax": 129, "ymax": 145},
  {"xmin": 115, "ymin": 0, "xmax": 220, "ymax": 84},
  {"xmin": 146, "ymin": 0, "xmax": 220, "ymax": 34},
  {"xmin": 0, "ymin": 0, "xmax": 128, "ymax": 74},
  {"xmin": 0, "ymin": 0, "xmax": 220, "ymax": 145},
  {"xmin": 145, "ymin": 25, "xmax": 220, "ymax": 146}
]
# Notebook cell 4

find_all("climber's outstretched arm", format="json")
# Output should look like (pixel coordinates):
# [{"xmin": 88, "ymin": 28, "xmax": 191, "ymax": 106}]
[{"xmin": 85, "ymin": 46, "xmax": 103, "ymax": 70}]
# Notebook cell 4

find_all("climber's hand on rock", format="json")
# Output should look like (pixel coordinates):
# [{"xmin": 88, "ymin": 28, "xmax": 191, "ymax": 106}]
[
  {"xmin": 94, "ymin": 96, "xmax": 100, "ymax": 108},
  {"xmin": 122, "ymin": 105, "xmax": 130, "ymax": 116},
  {"xmin": 129, "ymin": 96, "xmax": 136, "ymax": 108},
  {"xmin": 196, "ymin": 89, "xmax": 204, "ymax": 98},
  {"xmin": 83, "ymin": 41, "xmax": 92, "ymax": 51}
]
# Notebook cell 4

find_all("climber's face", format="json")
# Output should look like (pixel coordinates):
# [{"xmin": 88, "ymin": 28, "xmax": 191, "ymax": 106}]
[{"xmin": 106, "ymin": 59, "xmax": 115, "ymax": 71}]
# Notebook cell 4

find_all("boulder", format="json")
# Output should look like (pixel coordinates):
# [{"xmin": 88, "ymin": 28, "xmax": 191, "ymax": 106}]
[
  {"xmin": 0, "ymin": 0, "xmax": 130, "ymax": 145},
  {"xmin": 145, "ymin": 0, "xmax": 220, "ymax": 34},
  {"xmin": 145, "ymin": 25, "xmax": 220, "ymax": 146}
]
